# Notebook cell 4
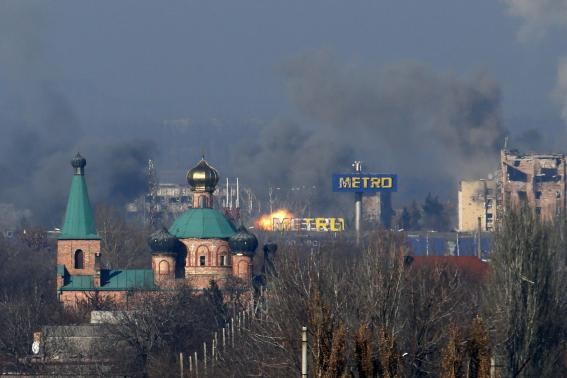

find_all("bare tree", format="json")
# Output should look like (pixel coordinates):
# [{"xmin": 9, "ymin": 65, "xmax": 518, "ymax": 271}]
[
  {"xmin": 95, "ymin": 204, "xmax": 151, "ymax": 269},
  {"xmin": 109, "ymin": 283, "xmax": 226, "ymax": 376},
  {"xmin": 486, "ymin": 208, "xmax": 567, "ymax": 377}
]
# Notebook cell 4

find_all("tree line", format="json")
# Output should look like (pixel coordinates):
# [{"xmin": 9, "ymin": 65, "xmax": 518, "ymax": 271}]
[{"xmin": 0, "ymin": 205, "xmax": 566, "ymax": 376}]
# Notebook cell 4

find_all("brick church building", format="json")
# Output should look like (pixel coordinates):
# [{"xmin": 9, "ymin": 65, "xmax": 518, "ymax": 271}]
[{"xmin": 56, "ymin": 153, "xmax": 258, "ymax": 307}]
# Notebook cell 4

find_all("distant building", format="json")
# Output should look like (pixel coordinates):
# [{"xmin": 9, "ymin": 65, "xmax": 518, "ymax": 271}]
[
  {"xmin": 499, "ymin": 149, "xmax": 566, "ymax": 220},
  {"xmin": 458, "ymin": 149, "xmax": 567, "ymax": 231},
  {"xmin": 458, "ymin": 179, "xmax": 496, "ymax": 232},
  {"xmin": 126, "ymin": 182, "xmax": 192, "ymax": 223},
  {"xmin": 362, "ymin": 192, "xmax": 393, "ymax": 228},
  {"xmin": 404, "ymin": 256, "xmax": 489, "ymax": 283},
  {"xmin": 406, "ymin": 231, "xmax": 492, "ymax": 259}
]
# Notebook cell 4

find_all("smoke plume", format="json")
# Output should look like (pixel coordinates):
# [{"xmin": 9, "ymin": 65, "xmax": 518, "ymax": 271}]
[
  {"xmin": 0, "ymin": 2, "xmax": 157, "ymax": 228},
  {"xmin": 501, "ymin": 0, "xmax": 567, "ymax": 39},
  {"xmin": 556, "ymin": 58, "xmax": 567, "ymax": 127},
  {"xmin": 234, "ymin": 51, "xmax": 506, "ymax": 212}
]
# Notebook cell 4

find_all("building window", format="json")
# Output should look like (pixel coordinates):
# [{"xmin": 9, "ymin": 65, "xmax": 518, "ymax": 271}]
[
  {"xmin": 199, "ymin": 255, "xmax": 206, "ymax": 266},
  {"xmin": 220, "ymin": 255, "xmax": 227, "ymax": 266},
  {"xmin": 199, "ymin": 196, "xmax": 206, "ymax": 208},
  {"xmin": 535, "ymin": 207, "xmax": 542, "ymax": 217},
  {"xmin": 535, "ymin": 191, "xmax": 542, "ymax": 199},
  {"xmin": 74, "ymin": 249, "xmax": 84, "ymax": 269},
  {"xmin": 159, "ymin": 260, "xmax": 170, "ymax": 275}
]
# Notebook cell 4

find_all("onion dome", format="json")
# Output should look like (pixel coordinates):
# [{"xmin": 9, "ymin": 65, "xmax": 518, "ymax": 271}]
[
  {"xmin": 71, "ymin": 153, "xmax": 87, "ymax": 175},
  {"xmin": 187, "ymin": 157, "xmax": 219, "ymax": 192},
  {"xmin": 148, "ymin": 228, "xmax": 177, "ymax": 253},
  {"xmin": 229, "ymin": 225, "xmax": 258, "ymax": 256}
]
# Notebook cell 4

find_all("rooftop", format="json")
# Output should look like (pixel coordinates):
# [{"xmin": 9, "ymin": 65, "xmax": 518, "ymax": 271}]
[
  {"xmin": 59, "ymin": 267, "xmax": 157, "ymax": 291},
  {"xmin": 169, "ymin": 208, "xmax": 236, "ymax": 239},
  {"xmin": 59, "ymin": 175, "xmax": 99, "ymax": 240}
]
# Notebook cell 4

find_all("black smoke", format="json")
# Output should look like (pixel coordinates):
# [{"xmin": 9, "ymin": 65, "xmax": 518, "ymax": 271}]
[
  {"xmin": 234, "ymin": 51, "xmax": 507, "ymax": 213},
  {"xmin": 0, "ymin": 2, "xmax": 157, "ymax": 227}
]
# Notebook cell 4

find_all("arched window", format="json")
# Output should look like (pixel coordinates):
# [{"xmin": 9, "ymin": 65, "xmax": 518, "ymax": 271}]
[
  {"xmin": 74, "ymin": 249, "xmax": 84, "ymax": 269},
  {"xmin": 159, "ymin": 260, "xmax": 170, "ymax": 275},
  {"xmin": 196, "ymin": 246, "xmax": 209, "ymax": 266}
]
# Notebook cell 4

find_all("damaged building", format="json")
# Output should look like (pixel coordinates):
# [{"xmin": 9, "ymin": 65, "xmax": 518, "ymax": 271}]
[
  {"xmin": 362, "ymin": 192, "xmax": 393, "ymax": 228},
  {"xmin": 459, "ymin": 149, "xmax": 567, "ymax": 232},
  {"xmin": 458, "ymin": 179, "xmax": 496, "ymax": 232},
  {"xmin": 500, "ymin": 149, "xmax": 566, "ymax": 220}
]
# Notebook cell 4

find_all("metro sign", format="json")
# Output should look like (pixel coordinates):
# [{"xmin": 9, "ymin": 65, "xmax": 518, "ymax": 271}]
[{"xmin": 332, "ymin": 173, "xmax": 397, "ymax": 193}]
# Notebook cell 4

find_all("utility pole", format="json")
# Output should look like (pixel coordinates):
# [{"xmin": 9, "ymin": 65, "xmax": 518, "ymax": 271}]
[
  {"xmin": 301, "ymin": 326, "xmax": 308, "ymax": 377},
  {"xmin": 477, "ymin": 216, "xmax": 482, "ymax": 259},
  {"xmin": 353, "ymin": 161, "xmax": 362, "ymax": 245}
]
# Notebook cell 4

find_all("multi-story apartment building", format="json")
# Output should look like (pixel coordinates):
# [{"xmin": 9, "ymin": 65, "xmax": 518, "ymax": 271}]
[{"xmin": 458, "ymin": 179, "xmax": 496, "ymax": 232}]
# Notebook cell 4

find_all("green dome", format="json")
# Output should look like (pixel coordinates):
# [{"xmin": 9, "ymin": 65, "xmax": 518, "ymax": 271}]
[{"xmin": 169, "ymin": 208, "xmax": 236, "ymax": 239}]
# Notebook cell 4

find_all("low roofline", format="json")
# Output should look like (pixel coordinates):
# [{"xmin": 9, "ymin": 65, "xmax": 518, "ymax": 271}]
[{"xmin": 57, "ymin": 235, "xmax": 101, "ymax": 240}]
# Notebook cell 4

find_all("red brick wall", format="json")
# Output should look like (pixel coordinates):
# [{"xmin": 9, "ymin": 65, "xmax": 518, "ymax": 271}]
[
  {"xmin": 59, "ymin": 290, "xmax": 127, "ymax": 309},
  {"xmin": 180, "ymin": 238, "xmax": 241, "ymax": 288},
  {"xmin": 192, "ymin": 192, "xmax": 213, "ymax": 208},
  {"xmin": 232, "ymin": 255, "xmax": 252, "ymax": 282},
  {"xmin": 152, "ymin": 253, "xmax": 176, "ymax": 283},
  {"xmin": 57, "ymin": 239, "xmax": 101, "ymax": 276}
]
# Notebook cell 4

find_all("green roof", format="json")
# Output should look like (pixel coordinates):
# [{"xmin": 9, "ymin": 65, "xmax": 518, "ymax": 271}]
[
  {"xmin": 59, "ymin": 175, "xmax": 99, "ymax": 240},
  {"xmin": 60, "ymin": 269, "xmax": 157, "ymax": 291},
  {"xmin": 61, "ymin": 274, "xmax": 94, "ymax": 290},
  {"xmin": 101, "ymin": 269, "xmax": 156, "ymax": 290},
  {"xmin": 169, "ymin": 208, "xmax": 236, "ymax": 239}
]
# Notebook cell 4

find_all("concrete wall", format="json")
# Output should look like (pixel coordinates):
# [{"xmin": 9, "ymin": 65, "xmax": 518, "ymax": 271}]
[{"xmin": 458, "ymin": 180, "xmax": 495, "ymax": 232}]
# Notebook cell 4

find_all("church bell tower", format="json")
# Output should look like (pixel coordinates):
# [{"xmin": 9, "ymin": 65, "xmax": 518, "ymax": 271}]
[{"xmin": 56, "ymin": 153, "xmax": 101, "ymax": 288}]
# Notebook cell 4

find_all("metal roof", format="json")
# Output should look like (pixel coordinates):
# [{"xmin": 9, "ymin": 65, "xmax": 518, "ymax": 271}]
[
  {"xmin": 59, "ymin": 269, "xmax": 157, "ymax": 291},
  {"xmin": 58, "ymin": 175, "xmax": 99, "ymax": 240},
  {"xmin": 169, "ymin": 208, "xmax": 236, "ymax": 239}
]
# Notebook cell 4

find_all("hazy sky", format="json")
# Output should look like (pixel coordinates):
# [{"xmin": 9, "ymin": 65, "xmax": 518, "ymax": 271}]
[
  {"xmin": 2, "ymin": 0, "xmax": 566, "ymax": 123},
  {"xmin": 2, "ymin": 0, "xmax": 567, "ymax": 224}
]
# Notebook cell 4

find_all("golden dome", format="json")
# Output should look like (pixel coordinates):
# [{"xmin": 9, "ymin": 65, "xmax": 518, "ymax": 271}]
[{"xmin": 186, "ymin": 157, "xmax": 219, "ymax": 192}]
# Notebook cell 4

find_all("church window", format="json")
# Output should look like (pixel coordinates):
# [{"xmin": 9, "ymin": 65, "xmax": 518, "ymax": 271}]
[
  {"xmin": 199, "ymin": 255, "xmax": 206, "ymax": 266},
  {"xmin": 159, "ymin": 260, "xmax": 170, "ymax": 275},
  {"xmin": 238, "ymin": 260, "xmax": 248, "ymax": 276},
  {"xmin": 199, "ymin": 196, "xmax": 206, "ymax": 208},
  {"xmin": 220, "ymin": 255, "xmax": 227, "ymax": 266},
  {"xmin": 74, "ymin": 249, "xmax": 84, "ymax": 269}
]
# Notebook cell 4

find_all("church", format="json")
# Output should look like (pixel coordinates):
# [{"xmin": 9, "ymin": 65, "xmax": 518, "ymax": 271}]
[{"xmin": 56, "ymin": 153, "xmax": 258, "ymax": 307}]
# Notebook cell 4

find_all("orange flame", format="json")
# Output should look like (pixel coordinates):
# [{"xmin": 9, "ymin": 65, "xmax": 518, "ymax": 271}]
[{"xmin": 255, "ymin": 208, "xmax": 295, "ymax": 231}]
